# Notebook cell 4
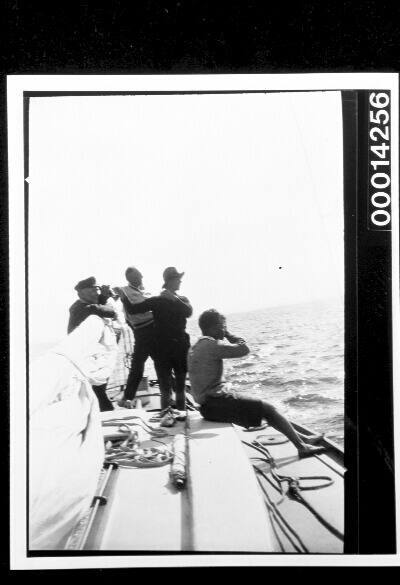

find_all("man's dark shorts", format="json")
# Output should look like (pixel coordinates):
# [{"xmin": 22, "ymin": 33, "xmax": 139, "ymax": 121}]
[{"xmin": 199, "ymin": 391, "xmax": 263, "ymax": 429}]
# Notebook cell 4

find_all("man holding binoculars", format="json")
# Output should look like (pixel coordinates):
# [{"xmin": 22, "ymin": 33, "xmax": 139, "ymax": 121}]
[
  {"xmin": 68, "ymin": 277, "xmax": 117, "ymax": 334},
  {"xmin": 68, "ymin": 276, "xmax": 118, "ymax": 411}
]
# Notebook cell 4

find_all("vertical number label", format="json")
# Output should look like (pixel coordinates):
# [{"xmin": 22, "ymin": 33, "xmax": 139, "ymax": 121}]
[{"xmin": 368, "ymin": 92, "xmax": 391, "ymax": 230}]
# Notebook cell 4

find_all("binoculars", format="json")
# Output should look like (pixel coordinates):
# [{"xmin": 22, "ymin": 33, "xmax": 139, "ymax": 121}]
[{"xmin": 100, "ymin": 285, "xmax": 119, "ymax": 298}]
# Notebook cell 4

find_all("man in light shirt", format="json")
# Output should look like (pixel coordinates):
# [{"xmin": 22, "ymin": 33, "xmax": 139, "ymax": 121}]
[
  {"xmin": 116, "ymin": 266, "xmax": 161, "ymax": 407},
  {"xmin": 188, "ymin": 309, "xmax": 325, "ymax": 458}
]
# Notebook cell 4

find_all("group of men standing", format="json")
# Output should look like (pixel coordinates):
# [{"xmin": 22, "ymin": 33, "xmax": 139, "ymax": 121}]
[
  {"xmin": 67, "ymin": 265, "xmax": 325, "ymax": 457},
  {"xmin": 68, "ymin": 266, "xmax": 192, "ymax": 412}
]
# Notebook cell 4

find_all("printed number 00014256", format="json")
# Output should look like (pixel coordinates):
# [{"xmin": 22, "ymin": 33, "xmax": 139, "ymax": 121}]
[{"xmin": 369, "ymin": 92, "xmax": 391, "ymax": 229}]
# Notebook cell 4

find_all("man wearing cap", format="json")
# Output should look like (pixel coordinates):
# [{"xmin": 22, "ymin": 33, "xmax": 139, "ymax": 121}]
[
  {"xmin": 115, "ymin": 266, "xmax": 162, "ymax": 407},
  {"xmin": 119, "ymin": 267, "xmax": 192, "ymax": 411},
  {"xmin": 68, "ymin": 277, "xmax": 117, "ymax": 334},
  {"xmin": 68, "ymin": 277, "xmax": 117, "ymax": 411}
]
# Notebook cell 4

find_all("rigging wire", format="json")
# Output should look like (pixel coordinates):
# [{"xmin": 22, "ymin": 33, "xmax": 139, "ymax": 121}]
[
  {"xmin": 267, "ymin": 508, "xmax": 286, "ymax": 553},
  {"xmin": 243, "ymin": 438, "xmax": 344, "ymax": 545},
  {"xmin": 254, "ymin": 468, "xmax": 309, "ymax": 553}
]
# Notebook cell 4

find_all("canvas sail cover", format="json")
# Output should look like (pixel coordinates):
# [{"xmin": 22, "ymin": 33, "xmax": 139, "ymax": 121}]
[{"xmin": 29, "ymin": 316, "xmax": 115, "ymax": 549}]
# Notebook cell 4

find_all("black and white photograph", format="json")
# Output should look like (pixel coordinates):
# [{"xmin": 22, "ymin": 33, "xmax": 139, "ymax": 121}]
[{"xmin": 7, "ymin": 73, "xmax": 399, "ymax": 568}]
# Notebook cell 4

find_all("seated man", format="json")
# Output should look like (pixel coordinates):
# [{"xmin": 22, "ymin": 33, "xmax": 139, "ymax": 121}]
[
  {"xmin": 68, "ymin": 276, "xmax": 117, "ymax": 411},
  {"xmin": 188, "ymin": 309, "xmax": 325, "ymax": 458}
]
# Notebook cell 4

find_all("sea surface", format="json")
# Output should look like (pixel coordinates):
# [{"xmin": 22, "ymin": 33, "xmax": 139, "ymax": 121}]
[
  {"xmin": 187, "ymin": 298, "xmax": 344, "ymax": 446},
  {"xmin": 31, "ymin": 298, "xmax": 344, "ymax": 447}
]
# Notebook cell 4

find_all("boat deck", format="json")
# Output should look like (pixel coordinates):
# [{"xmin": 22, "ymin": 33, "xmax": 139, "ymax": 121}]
[
  {"xmin": 85, "ymin": 409, "xmax": 187, "ymax": 551},
  {"xmin": 74, "ymin": 390, "xmax": 344, "ymax": 553},
  {"xmin": 82, "ymin": 407, "xmax": 274, "ymax": 552},
  {"xmin": 187, "ymin": 412, "xmax": 273, "ymax": 552},
  {"xmin": 235, "ymin": 424, "xmax": 344, "ymax": 553}
]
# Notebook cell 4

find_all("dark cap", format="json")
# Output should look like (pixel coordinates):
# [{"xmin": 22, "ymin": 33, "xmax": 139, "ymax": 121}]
[
  {"xmin": 162, "ymin": 267, "xmax": 184, "ymax": 286},
  {"xmin": 74, "ymin": 276, "xmax": 97, "ymax": 291}
]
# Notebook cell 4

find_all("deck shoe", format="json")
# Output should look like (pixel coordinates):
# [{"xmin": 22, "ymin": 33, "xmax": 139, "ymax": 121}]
[{"xmin": 117, "ymin": 399, "xmax": 135, "ymax": 409}]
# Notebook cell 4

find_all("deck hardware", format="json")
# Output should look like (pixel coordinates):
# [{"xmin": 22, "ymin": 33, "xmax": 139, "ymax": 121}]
[
  {"xmin": 91, "ymin": 495, "xmax": 108, "ymax": 507},
  {"xmin": 170, "ymin": 433, "xmax": 187, "ymax": 489},
  {"xmin": 297, "ymin": 476, "xmax": 334, "ymax": 491},
  {"xmin": 75, "ymin": 463, "xmax": 115, "ymax": 550},
  {"xmin": 104, "ymin": 461, "xmax": 119, "ymax": 470},
  {"xmin": 256, "ymin": 433, "xmax": 289, "ymax": 445}
]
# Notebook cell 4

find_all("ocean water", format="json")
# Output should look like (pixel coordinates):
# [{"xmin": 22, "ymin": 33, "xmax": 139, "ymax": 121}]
[
  {"xmin": 187, "ymin": 298, "xmax": 344, "ymax": 446},
  {"xmin": 30, "ymin": 298, "xmax": 344, "ymax": 446}
]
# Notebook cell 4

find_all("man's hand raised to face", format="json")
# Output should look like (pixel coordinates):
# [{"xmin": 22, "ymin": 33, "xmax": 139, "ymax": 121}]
[{"xmin": 225, "ymin": 330, "xmax": 246, "ymax": 345}]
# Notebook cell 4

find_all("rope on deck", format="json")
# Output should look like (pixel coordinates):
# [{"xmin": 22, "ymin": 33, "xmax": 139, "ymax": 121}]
[{"xmin": 242, "ymin": 438, "xmax": 344, "ymax": 546}]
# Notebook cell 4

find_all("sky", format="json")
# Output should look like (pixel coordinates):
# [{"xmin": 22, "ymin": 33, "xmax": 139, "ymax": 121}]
[{"xmin": 28, "ymin": 91, "xmax": 344, "ymax": 346}]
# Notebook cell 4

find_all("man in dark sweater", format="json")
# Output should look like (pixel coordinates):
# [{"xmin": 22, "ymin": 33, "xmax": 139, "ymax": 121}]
[
  {"xmin": 68, "ymin": 276, "xmax": 117, "ymax": 411},
  {"xmin": 68, "ymin": 276, "xmax": 116, "ymax": 334},
  {"xmin": 119, "ymin": 267, "xmax": 192, "ymax": 410}
]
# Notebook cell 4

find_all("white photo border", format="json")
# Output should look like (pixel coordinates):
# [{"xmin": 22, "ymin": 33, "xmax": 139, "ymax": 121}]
[{"xmin": 8, "ymin": 73, "xmax": 400, "ymax": 569}]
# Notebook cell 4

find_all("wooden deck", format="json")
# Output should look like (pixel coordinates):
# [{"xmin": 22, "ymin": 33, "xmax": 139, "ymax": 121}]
[
  {"xmin": 234, "ymin": 424, "xmax": 344, "ymax": 553},
  {"xmin": 187, "ymin": 412, "xmax": 274, "ymax": 552},
  {"xmin": 79, "ymin": 402, "xmax": 343, "ymax": 553},
  {"xmin": 83, "ymin": 408, "xmax": 274, "ymax": 552}
]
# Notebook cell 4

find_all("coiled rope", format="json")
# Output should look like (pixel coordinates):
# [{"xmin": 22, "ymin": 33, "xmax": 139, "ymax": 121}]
[
  {"xmin": 103, "ymin": 423, "xmax": 173, "ymax": 468},
  {"xmin": 102, "ymin": 415, "xmax": 171, "ymax": 437}
]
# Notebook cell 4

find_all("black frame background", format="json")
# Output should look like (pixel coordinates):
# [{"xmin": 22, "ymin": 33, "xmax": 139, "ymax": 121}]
[
  {"xmin": 342, "ymin": 90, "xmax": 395, "ymax": 553},
  {"xmin": 2, "ymin": 1, "xmax": 399, "ymax": 570}
]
